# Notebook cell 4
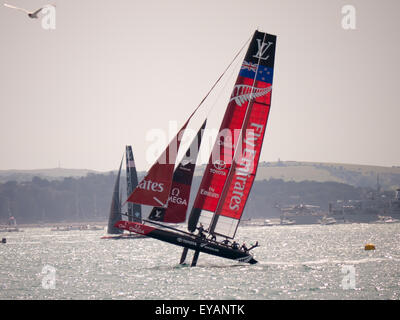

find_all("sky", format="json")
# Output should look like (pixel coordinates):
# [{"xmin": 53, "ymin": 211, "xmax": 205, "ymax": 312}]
[{"xmin": 0, "ymin": 0, "xmax": 399, "ymax": 172}]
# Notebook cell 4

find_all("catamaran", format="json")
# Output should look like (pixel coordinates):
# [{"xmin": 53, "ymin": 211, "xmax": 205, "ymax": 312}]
[
  {"xmin": 115, "ymin": 30, "xmax": 276, "ymax": 265},
  {"xmin": 101, "ymin": 145, "xmax": 143, "ymax": 239}
]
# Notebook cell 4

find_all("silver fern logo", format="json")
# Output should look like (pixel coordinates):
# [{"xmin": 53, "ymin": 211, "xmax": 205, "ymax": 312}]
[
  {"xmin": 236, "ymin": 255, "xmax": 252, "ymax": 263},
  {"xmin": 230, "ymin": 85, "xmax": 272, "ymax": 107}
]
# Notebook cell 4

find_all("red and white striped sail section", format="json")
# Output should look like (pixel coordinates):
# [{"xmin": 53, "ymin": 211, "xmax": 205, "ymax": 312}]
[{"xmin": 188, "ymin": 30, "xmax": 276, "ymax": 236}]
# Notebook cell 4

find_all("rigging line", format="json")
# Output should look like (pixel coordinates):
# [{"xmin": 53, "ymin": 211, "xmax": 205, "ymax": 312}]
[
  {"xmin": 175, "ymin": 34, "xmax": 251, "ymax": 169},
  {"xmin": 200, "ymin": 33, "xmax": 253, "ymax": 119},
  {"xmin": 137, "ymin": 35, "xmax": 248, "ymax": 171},
  {"xmin": 209, "ymin": 32, "xmax": 268, "ymax": 237},
  {"xmin": 175, "ymin": 117, "xmax": 207, "ymax": 167},
  {"xmin": 147, "ymin": 34, "xmax": 251, "ymax": 165},
  {"xmin": 204, "ymin": 46, "xmax": 246, "ymax": 120},
  {"xmin": 190, "ymin": 53, "xmax": 243, "ymax": 170}
]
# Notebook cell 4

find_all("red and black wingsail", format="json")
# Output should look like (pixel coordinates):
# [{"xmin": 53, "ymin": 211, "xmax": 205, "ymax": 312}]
[
  {"xmin": 148, "ymin": 120, "xmax": 207, "ymax": 223},
  {"xmin": 188, "ymin": 30, "xmax": 276, "ymax": 238},
  {"xmin": 209, "ymin": 31, "xmax": 276, "ymax": 238}
]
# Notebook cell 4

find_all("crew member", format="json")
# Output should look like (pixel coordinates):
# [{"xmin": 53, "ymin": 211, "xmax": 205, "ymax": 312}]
[
  {"xmin": 197, "ymin": 223, "xmax": 205, "ymax": 239},
  {"xmin": 247, "ymin": 241, "xmax": 259, "ymax": 251},
  {"xmin": 231, "ymin": 241, "xmax": 239, "ymax": 250},
  {"xmin": 221, "ymin": 238, "xmax": 230, "ymax": 246}
]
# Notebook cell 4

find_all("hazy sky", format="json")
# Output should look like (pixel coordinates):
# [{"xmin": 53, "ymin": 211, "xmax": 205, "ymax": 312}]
[{"xmin": 1, "ymin": 0, "xmax": 399, "ymax": 171}]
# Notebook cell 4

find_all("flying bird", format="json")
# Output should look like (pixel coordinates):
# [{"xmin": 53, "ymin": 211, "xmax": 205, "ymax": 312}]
[{"xmin": 4, "ymin": 3, "xmax": 54, "ymax": 19}]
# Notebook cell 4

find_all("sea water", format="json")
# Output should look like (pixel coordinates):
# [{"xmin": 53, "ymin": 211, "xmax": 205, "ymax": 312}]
[{"xmin": 0, "ymin": 223, "xmax": 399, "ymax": 300}]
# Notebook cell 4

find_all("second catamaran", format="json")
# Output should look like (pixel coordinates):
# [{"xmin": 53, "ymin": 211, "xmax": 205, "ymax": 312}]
[{"xmin": 102, "ymin": 145, "xmax": 143, "ymax": 239}]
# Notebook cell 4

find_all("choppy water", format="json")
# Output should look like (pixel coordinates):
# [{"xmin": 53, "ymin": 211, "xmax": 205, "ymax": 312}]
[{"xmin": 1, "ymin": 223, "xmax": 399, "ymax": 300}]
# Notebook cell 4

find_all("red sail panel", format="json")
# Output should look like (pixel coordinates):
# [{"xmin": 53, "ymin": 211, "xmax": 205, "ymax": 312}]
[
  {"xmin": 163, "ymin": 181, "xmax": 191, "ymax": 223},
  {"xmin": 195, "ymin": 76, "xmax": 257, "ymax": 212},
  {"xmin": 126, "ymin": 119, "xmax": 190, "ymax": 208},
  {"xmin": 212, "ymin": 95, "xmax": 272, "ymax": 238},
  {"xmin": 149, "ymin": 181, "xmax": 191, "ymax": 223},
  {"xmin": 187, "ymin": 75, "xmax": 258, "ymax": 232}
]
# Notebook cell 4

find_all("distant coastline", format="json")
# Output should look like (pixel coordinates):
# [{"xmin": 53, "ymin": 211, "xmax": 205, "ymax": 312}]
[
  {"xmin": 2, "ymin": 161, "xmax": 400, "ymax": 189},
  {"xmin": 1, "ymin": 161, "xmax": 399, "ymax": 226},
  {"xmin": 1, "ymin": 220, "xmax": 107, "ymax": 229}
]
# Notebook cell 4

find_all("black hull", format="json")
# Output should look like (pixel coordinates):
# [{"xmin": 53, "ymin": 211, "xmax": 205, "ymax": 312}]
[{"xmin": 115, "ymin": 220, "xmax": 257, "ymax": 265}]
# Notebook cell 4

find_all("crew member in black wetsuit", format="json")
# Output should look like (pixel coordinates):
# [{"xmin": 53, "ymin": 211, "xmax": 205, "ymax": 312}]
[
  {"xmin": 231, "ymin": 241, "xmax": 239, "ymax": 250},
  {"xmin": 221, "ymin": 238, "xmax": 230, "ymax": 246},
  {"xmin": 197, "ymin": 223, "xmax": 206, "ymax": 239},
  {"xmin": 240, "ymin": 243, "xmax": 248, "ymax": 252}
]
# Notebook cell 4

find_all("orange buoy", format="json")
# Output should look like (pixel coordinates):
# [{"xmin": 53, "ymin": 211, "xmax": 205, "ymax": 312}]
[{"xmin": 364, "ymin": 243, "xmax": 375, "ymax": 250}]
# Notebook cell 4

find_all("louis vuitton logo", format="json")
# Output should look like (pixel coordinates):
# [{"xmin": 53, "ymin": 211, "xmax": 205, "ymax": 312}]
[{"xmin": 253, "ymin": 39, "xmax": 273, "ymax": 60}]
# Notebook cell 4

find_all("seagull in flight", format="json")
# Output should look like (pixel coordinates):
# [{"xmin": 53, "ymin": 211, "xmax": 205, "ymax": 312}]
[{"xmin": 4, "ymin": 3, "xmax": 54, "ymax": 19}]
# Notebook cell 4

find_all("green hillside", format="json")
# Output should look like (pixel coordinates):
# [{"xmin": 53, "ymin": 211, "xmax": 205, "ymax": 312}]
[
  {"xmin": 195, "ymin": 161, "xmax": 400, "ymax": 190},
  {"xmin": 0, "ymin": 168, "xmax": 100, "ymax": 183},
  {"xmin": 255, "ymin": 161, "xmax": 400, "ymax": 190},
  {"xmin": 2, "ymin": 161, "xmax": 400, "ymax": 190}
]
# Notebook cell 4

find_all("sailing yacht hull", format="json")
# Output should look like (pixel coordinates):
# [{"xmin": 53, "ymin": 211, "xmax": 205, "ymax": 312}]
[
  {"xmin": 115, "ymin": 220, "xmax": 257, "ymax": 264},
  {"xmin": 100, "ymin": 233, "xmax": 145, "ymax": 240}
]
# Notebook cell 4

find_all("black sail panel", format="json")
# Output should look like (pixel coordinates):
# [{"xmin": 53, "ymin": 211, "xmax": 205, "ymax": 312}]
[
  {"xmin": 107, "ymin": 156, "xmax": 124, "ymax": 234},
  {"xmin": 125, "ymin": 146, "xmax": 142, "ymax": 222}
]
